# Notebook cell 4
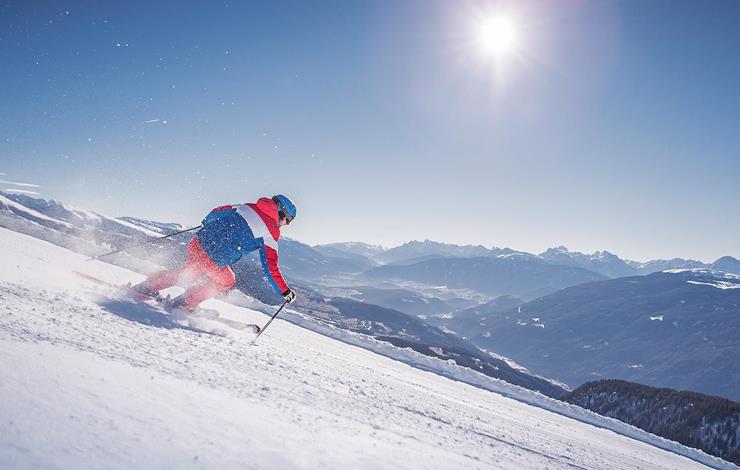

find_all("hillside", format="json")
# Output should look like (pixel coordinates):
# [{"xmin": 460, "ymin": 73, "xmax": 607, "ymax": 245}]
[
  {"xmin": 565, "ymin": 380, "xmax": 740, "ymax": 465},
  {"xmin": 456, "ymin": 271, "xmax": 740, "ymax": 401}
]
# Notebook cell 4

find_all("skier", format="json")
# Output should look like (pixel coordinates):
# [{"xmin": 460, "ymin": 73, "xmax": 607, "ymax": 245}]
[{"xmin": 132, "ymin": 195, "xmax": 297, "ymax": 311}]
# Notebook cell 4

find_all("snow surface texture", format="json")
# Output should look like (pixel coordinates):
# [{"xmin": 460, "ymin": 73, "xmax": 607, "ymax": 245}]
[{"xmin": 0, "ymin": 228, "xmax": 735, "ymax": 470}]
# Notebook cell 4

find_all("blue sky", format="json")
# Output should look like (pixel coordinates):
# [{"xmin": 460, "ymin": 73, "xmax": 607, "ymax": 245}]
[{"xmin": 1, "ymin": 1, "xmax": 738, "ymax": 262}]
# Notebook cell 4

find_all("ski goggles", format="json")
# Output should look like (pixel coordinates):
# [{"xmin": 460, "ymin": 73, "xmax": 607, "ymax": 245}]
[{"xmin": 274, "ymin": 199, "xmax": 294, "ymax": 225}]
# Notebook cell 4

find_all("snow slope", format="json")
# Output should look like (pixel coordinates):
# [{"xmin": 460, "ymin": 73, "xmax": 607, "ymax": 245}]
[{"xmin": 0, "ymin": 228, "xmax": 735, "ymax": 469}]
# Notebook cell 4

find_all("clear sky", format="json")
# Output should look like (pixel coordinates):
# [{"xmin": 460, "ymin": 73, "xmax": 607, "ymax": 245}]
[{"xmin": 1, "ymin": 1, "xmax": 739, "ymax": 262}]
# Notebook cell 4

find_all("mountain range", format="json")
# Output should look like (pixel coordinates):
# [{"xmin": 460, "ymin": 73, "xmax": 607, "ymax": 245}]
[
  {"xmin": 446, "ymin": 269, "xmax": 740, "ymax": 401},
  {"xmin": 320, "ymin": 239, "xmax": 738, "ymax": 279}
]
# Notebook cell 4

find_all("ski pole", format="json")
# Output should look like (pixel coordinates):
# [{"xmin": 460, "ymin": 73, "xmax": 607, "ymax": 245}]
[
  {"xmin": 91, "ymin": 225, "xmax": 202, "ymax": 260},
  {"xmin": 251, "ymin": 299, "xmax": 289, "ymax": 345}
]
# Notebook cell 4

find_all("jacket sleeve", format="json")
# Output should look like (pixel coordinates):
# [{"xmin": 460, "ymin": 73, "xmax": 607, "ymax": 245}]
[{"xmin": 258, "ymin": 243, "xmax": 290, "ymax": 295}]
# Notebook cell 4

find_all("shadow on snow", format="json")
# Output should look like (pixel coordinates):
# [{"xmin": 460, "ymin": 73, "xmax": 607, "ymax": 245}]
[{"xmin": 97, "ymin": 298, "xmax": 216, "ymax": 335}]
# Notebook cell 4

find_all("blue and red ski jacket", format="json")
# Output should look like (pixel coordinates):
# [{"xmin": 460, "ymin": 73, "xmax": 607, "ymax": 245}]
[{"xmin": 196, "ymin": 197, "xmax": 290, "ymax": 295}]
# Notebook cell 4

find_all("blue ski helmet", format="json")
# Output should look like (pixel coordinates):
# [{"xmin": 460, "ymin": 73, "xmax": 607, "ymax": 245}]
[{"xmin": 272, "ymin": 194, "xmax": 297, "ymax": 224}]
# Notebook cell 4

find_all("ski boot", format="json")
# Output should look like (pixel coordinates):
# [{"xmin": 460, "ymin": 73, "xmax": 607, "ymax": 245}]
[
  {"xmin": 130, "ymin": 282, "xmax": 162, "ymax": 301},
  {"xmin": 162, "ymin": 295, "xmax": 192, "ymax": 322}
]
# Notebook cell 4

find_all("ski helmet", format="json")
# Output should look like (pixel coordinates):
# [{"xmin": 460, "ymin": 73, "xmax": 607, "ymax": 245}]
[{"xmin": 272, "ymin": 194, "xmax": 297, "ymax": 224}]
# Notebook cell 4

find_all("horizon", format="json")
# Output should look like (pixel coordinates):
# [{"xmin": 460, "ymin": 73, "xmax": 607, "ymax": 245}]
[
  {"xmin": 0, "ymin": 185, "xmax": 733, "ymax": 265},
  {"xmin": 310, "ymin": 239, "xmax": 734, "ymax": 265},
  {"xmin": 2, "ymin": 1, "xmax": 739, "ymax": 263}
]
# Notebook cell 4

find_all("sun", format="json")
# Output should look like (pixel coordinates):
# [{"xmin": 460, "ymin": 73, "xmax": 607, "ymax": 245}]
[{"xmin": 477, "ymin": 15, "xmax": 519, "ymax": 57}]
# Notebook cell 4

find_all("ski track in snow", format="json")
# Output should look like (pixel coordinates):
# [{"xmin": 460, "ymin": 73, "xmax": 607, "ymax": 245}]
[{"xmin": 0, "ymin": 228, "xmax": 735, "ymax": 470}]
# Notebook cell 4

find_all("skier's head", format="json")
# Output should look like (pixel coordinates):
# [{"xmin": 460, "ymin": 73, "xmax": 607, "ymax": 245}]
[{"xmin": 272, "ymin": 194, "xmax": 297, "ymax": 226}]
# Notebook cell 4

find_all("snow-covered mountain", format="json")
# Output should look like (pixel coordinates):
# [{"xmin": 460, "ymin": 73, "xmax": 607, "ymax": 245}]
[
  {"xmin": 322, "ymin": 238, "xmax": 738, "ymax": 279},
  {"xmin": 539, "ymin": 246, "xmax": 638, "ymax": 278},
  {"xmin": 370, "ymin": 239, "xmax": 492, "ymax": 264},
  {"xmin": 454, "ymin": 269, "xmax": 740, "ymax": 402},
  {"xmin": 630, "ymin": 258, "xmax": 709, "ymax": 273},
  {"xmin": 541, "ymin": 246, "xmax": 737, "ymax": 277},
  {"xmin": 0, "ymin": 192, "xmax": 174, "ymax": 242},
  {"xmin": 711, "ymin": 256, "xmax": 740, "ymax": 275},
  {"xmin": 314, "ymin": 241, "xmax": 386, "ymax": 259},
  {"xmin": 1, "ymin": 225, "xmax": 735, "ymax": 469}
]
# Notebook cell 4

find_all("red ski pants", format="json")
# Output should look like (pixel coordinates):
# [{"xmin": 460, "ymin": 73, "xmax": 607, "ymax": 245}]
[{"xmin": 145, "ymin": 237, "xmax": 236, "ymax": 310}]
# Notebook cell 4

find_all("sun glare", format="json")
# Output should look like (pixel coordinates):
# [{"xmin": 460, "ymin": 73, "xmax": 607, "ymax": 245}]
[{"xmin": 477, "ymin": 15, "xmax": 519, "ymax": 57}]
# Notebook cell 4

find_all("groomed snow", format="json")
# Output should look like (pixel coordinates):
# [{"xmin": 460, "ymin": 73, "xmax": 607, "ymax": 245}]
[{"xmin": 0, "ymin": 228, "xmax": 735, "ymax": 470}]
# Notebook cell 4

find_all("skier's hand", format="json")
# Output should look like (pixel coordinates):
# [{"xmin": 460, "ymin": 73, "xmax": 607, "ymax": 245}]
[{"xmin": 282, "ymin": 288, "xmax": 296, "ymax": 304}]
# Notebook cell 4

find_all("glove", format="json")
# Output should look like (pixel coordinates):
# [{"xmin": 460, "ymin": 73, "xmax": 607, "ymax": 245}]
[{"xmin": 282, "ymin": 288, "xmax": 296, "ymax": 304}]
